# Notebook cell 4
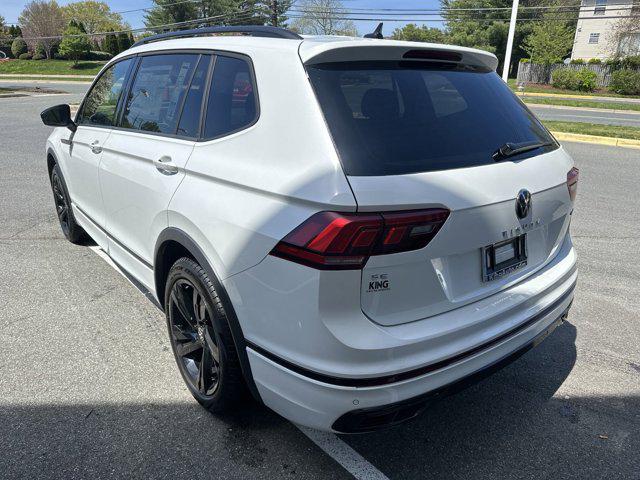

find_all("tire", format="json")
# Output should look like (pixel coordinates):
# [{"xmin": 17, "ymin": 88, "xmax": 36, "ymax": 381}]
[
  {"xmin": 165, "ymin": 257, "xmax": 247, "ymax": 413},
  {"xmin": 50, "ymin": 164, "xmax": 88, "ymax": 244}
]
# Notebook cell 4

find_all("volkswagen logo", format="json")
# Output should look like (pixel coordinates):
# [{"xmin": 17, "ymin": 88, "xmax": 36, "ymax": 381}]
[{"xmin": 515, "ymin": 189, "xmax": 531, "ymax": 219}]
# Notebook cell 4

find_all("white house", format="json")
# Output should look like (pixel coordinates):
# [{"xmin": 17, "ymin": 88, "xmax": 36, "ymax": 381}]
[{"xmin": 571, "ymin": 0, "xmax": 640, "ymax": 60}]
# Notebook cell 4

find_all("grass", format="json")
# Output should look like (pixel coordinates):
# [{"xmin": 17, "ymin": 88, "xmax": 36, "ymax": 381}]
[
  {"xmin": 507, "ymin": 78, "xmax": 639, "ymax": 99},
  {"xmin": 0, "ymin": 59, "xmax": 104, "ymax": 75},
  {"xmin": 523, "ymin": 96, "xmax": 640, "ymax": 111},
  {"xmin": 543, "ymin": 120, "xmax": 640, "ymax": 140},
  {"xmin": 0, "ymin": 75, "xmax": 92, "ymax": 82}
]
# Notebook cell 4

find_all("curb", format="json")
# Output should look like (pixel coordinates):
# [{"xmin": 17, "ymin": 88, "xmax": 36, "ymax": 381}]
[
  {"xmin": 516, "ymin": 91, "xmax": 640, "ymax": 104},
  {"xmin": 550, "ymin": 130, "xmax": 640, "ymax": 149}
]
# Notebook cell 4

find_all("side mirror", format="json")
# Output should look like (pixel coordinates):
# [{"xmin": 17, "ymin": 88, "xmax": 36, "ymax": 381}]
[{"xmin": 40, "ymin": 104, "xmax": 77, "ymax": 132}]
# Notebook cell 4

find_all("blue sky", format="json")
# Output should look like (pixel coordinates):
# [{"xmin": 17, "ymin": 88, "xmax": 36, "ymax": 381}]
[{"xmin": 1, "ymin": 0, "xmax": 444, "ymax": 35}]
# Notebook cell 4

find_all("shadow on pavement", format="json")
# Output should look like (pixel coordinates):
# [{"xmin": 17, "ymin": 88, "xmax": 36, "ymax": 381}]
[
  {"xmin": 342, "ymin": 321, "xmax": 639, "ymax": 479},
  {"xmin": 0, "ymin": 397, "xmax": 350, "ymax": 480}
]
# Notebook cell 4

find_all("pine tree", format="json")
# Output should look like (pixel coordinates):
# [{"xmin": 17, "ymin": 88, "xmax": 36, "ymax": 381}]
[
  {"xmin": 144, "ymin": 0, "xmax": 198, "ymax": 30},
  {"xmin": 117, "ymin": 32, "xmax": 132, "ymax": 52},
  {"xmin": 103, "ymin": 31, "xmax": 119, "ymax": 56}
]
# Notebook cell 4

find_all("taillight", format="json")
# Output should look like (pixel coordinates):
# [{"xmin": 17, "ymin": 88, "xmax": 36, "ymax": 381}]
[
  {"xmin": 270, "ymin": 209, "xmax": 449, "ymax": 270},
  {"xmin": 567, "ymin": 167, "xmax": 579, "ymax": 202}
]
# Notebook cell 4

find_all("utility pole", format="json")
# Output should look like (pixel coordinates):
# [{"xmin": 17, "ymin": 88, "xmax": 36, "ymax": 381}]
[
  {"xmin": 502, "ymin": 0, "xmax": 519, "ymax": 82},
  {"xmin": 271, "ymin": 0, "xmax": 278, "ymax": 27}
]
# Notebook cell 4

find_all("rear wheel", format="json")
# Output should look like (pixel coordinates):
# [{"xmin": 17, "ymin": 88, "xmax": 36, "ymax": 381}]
[
  {"xmin": 165, "ymin": 257, "xmax": 247, "ymax": 412},
  {"xmin": 50, "ymin": 164, "xmax": 88, "ymax": 244}
]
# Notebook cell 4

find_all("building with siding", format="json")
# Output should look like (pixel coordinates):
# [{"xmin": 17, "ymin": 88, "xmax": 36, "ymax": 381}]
[{"xmin": 571, "ymin": 0, "xmax": 640, "ymax": 60}]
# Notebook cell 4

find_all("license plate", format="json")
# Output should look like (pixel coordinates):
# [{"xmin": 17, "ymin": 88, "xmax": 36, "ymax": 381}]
[{"xmin": 482, "ymin": 235, "xmax": 527, "ymax": 282}]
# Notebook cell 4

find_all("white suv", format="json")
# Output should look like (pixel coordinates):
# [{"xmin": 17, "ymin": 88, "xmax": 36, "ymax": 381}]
[{"xmin": 41, "ymin": 26, "xmax": 578, "ymax": 433}]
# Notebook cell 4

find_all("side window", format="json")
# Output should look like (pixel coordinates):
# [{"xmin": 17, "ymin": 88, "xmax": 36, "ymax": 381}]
[
  {"xmin": 121, "ymin": 54, "xmax": 199, "ymax": 135},
  {"xmin": 77, "ymin": 58, "xmax": 133, "ymax": 126},
  {"xmin": 203, "ymin": 55, "xmax": 258, "ymax": 139},
  {"xmin": 176, "ymin": 55, "xmax": 212, "ymax": 137}
]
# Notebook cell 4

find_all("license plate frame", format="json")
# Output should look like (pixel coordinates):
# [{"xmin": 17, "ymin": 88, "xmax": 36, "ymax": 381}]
[{"xmin": 482, "ymin": 235, "xmax": 528, "ymax": 282}]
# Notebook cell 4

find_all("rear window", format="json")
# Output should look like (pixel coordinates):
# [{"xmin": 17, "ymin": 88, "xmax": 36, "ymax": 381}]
[{"xmin": 307, "ymin": 61, "xmax": 557, "ymax": 176}]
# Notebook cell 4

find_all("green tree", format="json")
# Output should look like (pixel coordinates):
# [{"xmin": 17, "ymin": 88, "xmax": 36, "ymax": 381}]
[
  {"xmin": 11, "ymin": 37, "xmax": 28, "ymax": 57},
  {"xmin": 58, "ymin": 24, "xmax": 91, "ymax": 65},
  {"xmin": 143, "ymin": 0, "xmax": 291, "ymax": 30},
  {"xmin": 116, "ymin": 32, "xmax": 132, "ymax": 52},
  {"xmin": 391, "ymin": 24, "xmax": 448, "ymax": 43},
  {"xmin": 144, "ymin": 0, "xmax": 199, "ymax": 29},
  {"xmin": 9, "ymin": 25, "xmax": 23, "ymax": 37},
  {"xmin": 0, "ymin": 15, "xmax": 5, "ymax": 30},
  {"xmin": 34, "ymin": 41, "xmax": 47, "ymax": 59},
  {"xmin": 68, "ymin": 19, "xmax": 87, "ymax": 33},
  {"xmin": 63, "ymin": 1, "xmax": 124, "ymax": 35},
  {"xmin": 103, "ymin": 31, "xmax": 119, "ymax": 55},
  {"xmin": 441, "ymin": 0, "xmax": 579, "ymax": 76},
  {"xmin": 523, "ymin": 18, "xmax": 575, "ymax": 65},
  {"xmin": 260, "ymin": 0, "xmax": 293, "ymax": 27}
]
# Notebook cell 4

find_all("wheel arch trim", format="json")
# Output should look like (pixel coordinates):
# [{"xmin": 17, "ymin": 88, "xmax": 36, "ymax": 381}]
[
  {"xmin": 154, "ymin": 227, "xmax": 262, "ymax": 403},
  {"xmin": 46, "ymin": 147, "xmax": 58, "ymax": 175}
]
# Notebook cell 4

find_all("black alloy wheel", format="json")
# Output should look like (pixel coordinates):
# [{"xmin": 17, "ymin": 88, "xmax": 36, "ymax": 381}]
[
  {"xmin": 50, "ymin": 164, "xmax": 88, "ymax": 244},
  {"xmin": 168, "ymin": 278, "xmax": 221, "ymax": 396},
  {"xmin": 52, "ymin": 169, "xmax": 70, "ymax": 237},
  {"xmin": 165, "ymin": 257, "xmax": 246, "ymax": 412}
]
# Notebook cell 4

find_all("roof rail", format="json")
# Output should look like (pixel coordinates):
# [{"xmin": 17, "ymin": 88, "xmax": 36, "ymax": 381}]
[{"xmin": 131, "ymin": 25, "xmax": 303, "ymax": 48}]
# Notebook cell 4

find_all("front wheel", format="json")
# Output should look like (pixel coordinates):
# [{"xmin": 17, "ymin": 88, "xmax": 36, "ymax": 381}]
[
  {"xmin": 50, "ymin": 164, "xmax": 88, "ymax": 244},
  {"xmin": 165, "ymin": 257, "xmax": 247, "ymax": 412}
]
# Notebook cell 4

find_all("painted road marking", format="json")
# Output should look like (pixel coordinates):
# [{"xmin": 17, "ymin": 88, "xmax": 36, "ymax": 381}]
[
  {"xmin": 297, "ymin": 426, "xmax": 390, "ymax": 480},
  {"xmin": 89, "ymin": 245, "xmax": 390, "ymax": 480}
]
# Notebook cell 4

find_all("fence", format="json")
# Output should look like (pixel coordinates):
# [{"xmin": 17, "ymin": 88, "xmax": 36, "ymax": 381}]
[{"xmin": 516, "ymin": 62, "xmax": 625, "ymax": 87}]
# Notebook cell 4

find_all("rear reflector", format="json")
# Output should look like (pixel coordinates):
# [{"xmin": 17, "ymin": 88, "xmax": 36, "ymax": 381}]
[
  {"xmin": 567, "ymin": 167, "xmax": 579, "ymax": 202},
  {"xmin": 270, "ymin": 209, "xmax": 450, "ymax": 270}
]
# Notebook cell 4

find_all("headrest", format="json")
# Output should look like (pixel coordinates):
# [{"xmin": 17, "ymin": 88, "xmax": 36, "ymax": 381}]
[{"xmin": 361, "ymin": 88, "xmax": 399, "ymax": 121}]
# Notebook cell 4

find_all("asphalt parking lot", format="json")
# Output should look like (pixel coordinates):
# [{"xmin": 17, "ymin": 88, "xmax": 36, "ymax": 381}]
[{"xmin": 1, "ymin": 87, "xmax": 639, "ymax": 479}]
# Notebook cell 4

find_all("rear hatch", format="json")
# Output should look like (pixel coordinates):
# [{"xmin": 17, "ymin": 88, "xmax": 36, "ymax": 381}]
[{"xmin": 305, "ymin": 45, "xmax": 574, "ymax": 326}]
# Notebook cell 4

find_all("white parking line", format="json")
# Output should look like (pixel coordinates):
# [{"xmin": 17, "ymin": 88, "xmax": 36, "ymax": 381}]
[
  {"xmin": 297, "ymin": 426, "xmax": 390, "ymax": 480},
  {"xmin": 89, "ymin": 245, "xmax": 389, "ymax": 480}
]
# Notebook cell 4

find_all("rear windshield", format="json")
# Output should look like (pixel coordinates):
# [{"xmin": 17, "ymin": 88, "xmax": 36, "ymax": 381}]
[{"xmin": 307, "ymin": 61, "xmax": 558, "ymax": 176}]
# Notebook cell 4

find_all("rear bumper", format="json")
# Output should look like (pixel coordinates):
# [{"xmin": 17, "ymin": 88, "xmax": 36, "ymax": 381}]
[
  {"xmin": 332, "ymin": 305, "xmax": 571, "ymax": 433},
  {"xmin": 246, "ymin": 271, "xmax": 576, "ymax": 432}
]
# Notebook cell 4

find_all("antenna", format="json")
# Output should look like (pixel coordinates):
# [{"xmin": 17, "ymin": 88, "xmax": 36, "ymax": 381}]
[{"xmin": 364, "ymin": 23, "xmax": 384, "ymax": 39}]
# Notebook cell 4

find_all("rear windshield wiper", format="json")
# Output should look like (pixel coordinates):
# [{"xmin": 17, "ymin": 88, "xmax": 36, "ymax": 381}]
[{"xmin": 492, "ymin": 141, "xmax": 551, "ymax": 161}]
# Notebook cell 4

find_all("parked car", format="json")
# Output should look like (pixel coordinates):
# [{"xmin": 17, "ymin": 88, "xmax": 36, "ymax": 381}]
[{"xmin": 41, "ymin": 26, "xmax": 578, "ymax": 433}]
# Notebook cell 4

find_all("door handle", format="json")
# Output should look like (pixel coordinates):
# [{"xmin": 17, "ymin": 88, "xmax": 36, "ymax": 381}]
[
  {"xmin": 154, "ymin": 156, "xmax": 179, "ymax": 175},
  {"xmin": 90, "ymin": 140, "xmax": 102, "ymax": 154}
]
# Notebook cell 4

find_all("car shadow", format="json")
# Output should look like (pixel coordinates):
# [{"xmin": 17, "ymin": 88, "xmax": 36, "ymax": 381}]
[
  {"xmin": 340, "ymin": 320, "xmax": 639, "ymax": 479},
  {"xmin": 0, "ymin": 396, "xmax": 351, "ymax": 480},
  {"xmin": 3, "ymin": 320, "xmax": 637, "ymax": 479}
]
